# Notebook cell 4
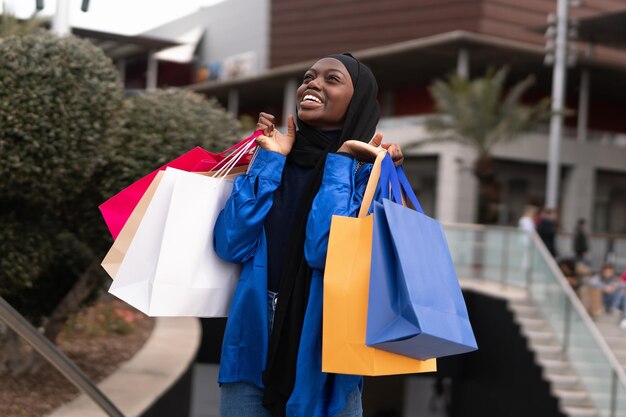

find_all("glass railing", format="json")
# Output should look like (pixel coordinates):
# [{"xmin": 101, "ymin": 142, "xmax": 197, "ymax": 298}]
[{"xmin": 444, "ymin": 224, "xmax": 626, "ymax": 417}]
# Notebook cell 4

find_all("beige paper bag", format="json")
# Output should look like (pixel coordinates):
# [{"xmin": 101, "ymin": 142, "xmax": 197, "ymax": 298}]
[{"xmin": 101, "ymin": 171, "xmax": 165, "ymax": 279}]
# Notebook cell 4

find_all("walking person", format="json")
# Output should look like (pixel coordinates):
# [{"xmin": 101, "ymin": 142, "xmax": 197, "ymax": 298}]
[
  {"xmin": 573, "ymin": 218, "xmax": 589, "ymax": 262},
  {"xmin": 536, "ymin": 208, "xmax": 558, "ymax": 257},
  {"xmin": 213, "ymin": 53, "xmax": 403, "ymax": 417},
  {"xmin": 518, "ymin": 205, "xmax": 537, "ymax": 274}
]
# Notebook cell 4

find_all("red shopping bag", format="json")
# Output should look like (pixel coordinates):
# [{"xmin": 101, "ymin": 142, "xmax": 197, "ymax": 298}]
[{"xmin": 99, "ymin": 132, "xmax": 261, "ymax": 239}]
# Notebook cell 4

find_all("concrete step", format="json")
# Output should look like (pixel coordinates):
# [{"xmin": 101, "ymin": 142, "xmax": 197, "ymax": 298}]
[
  {"xmin": 509, "ymin": 303, "xmax": 543, "ymax": 319},
  {"xmin": 538, "ymin": 358, "xmax": 573, "ymax": 375},
  {"xmin": 561, "ymin": 405, "xmax": 598, "ymax": 417},
  {"xmin": 523, "ymin": 329, "xmax": 559, "ymax": 345},
  {"xmin": 534, "ymin": 344, "xmax": 566, "ymax": 361},
  {"xmin": 516, "ymin": 316, "xmax": 549, "ymax": 331},
  {"xmin": 554, "ymin": 389, "xmax": 594, "ymax": 408},
  {"xmin": 545, "ymin": 374, "xmax": 582, "ymax": 391},
  {"xmin": 508, "ymin": 296, "xmax": 535, "ymax": 307}
]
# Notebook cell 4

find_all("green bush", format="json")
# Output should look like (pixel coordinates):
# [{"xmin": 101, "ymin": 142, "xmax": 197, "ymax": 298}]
[
  {"xmin": 0, "ymin": 31, "xmax": 242, "ymax": 331},
  {"xmin": 101, "ymin": 90, "xmax": 241, "ymax": 195},
  {"xmin": 0, "ymin": 31, "xmax": 123, "ymax": 309},
  {"xmin": 0, "ymin": 30, "xmax": 124, "ymax": 207}
]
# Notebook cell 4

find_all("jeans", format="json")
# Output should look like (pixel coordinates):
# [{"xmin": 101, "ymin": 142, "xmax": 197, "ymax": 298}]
[
  {"xmin": 220, "ymin": 292, "xmax": 363, "ymax": 417},
  {"xmin": 220, "ymin": 382, "xmax": 362, "ymax": 417}
]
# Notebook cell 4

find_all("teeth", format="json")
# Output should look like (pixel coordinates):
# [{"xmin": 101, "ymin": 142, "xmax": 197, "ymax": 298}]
[{"xmin": 303, "ymin": 94, "xmax": 322, "ymax": 103}]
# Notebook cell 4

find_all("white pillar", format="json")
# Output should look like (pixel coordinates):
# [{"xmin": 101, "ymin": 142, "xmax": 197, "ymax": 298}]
[
  {"xmin": 577, "ymin": 68, "xmax": 590, "ymax": 143},
  {"xmin": 146, "ymin": 51, "xmax": 158, "ymax": 91},
  {"xmin": 228, "ymin": 89, "xmax": 239, "ymax": 117},
  {"xmin": 435, "ymin": 145, "xmax": 478, "ymax": 223},
  {"xmin": 52, "ymin": 0, "xmax": 71, "ymax": 36},
  {"xmin": 456, "ymin": 48, "xmax": 470, "ymax": 80},
  {"xmin": 282, "ymin": 78, "xmax": 298, "ymax": 127},
  {"xmin": 545, "ymin": 0, "xmax": 569, "ymax": 210}
]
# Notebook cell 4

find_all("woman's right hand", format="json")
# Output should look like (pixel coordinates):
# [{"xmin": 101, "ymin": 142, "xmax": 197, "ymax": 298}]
[{"xmin": 255, "ymin": 112, "xmax": 296, "ymax": 156}]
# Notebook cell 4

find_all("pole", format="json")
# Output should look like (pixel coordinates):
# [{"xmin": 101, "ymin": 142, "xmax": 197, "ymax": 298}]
[
  {"xmin": 545, "ymin": 0, "xmax": 569, "ymax": 210},
  {"xmin": 52, "ymin": 0, "xmax": 71, "ymax": 36},
  {"xmin": 0, "ymin": 297, "xmax": 124, "ymax": 417}
]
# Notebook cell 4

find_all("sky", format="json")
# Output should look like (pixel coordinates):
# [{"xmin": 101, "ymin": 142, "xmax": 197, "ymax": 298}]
[{"xmin": 5, "ymin": 0, "xmax": 226, "ymax": 35}]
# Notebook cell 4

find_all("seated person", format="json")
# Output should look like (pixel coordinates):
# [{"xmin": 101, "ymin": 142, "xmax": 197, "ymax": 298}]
[{"xmin": 598, "ymin": 264, "xmax": 625, "ymax": 314}]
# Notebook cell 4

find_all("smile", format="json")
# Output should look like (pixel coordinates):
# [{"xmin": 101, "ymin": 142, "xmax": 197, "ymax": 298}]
[{"xmin": 301, "ymin": 94, "xmax": 323, "ymax": 104}]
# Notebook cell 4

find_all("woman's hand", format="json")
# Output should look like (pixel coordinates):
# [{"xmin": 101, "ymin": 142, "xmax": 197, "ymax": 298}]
[
  {"xmin": 255, "ymin": 112, "xmax": 296, "ymax": 156},
  {"xmin": 369, "ymin": 133, "xmax": 404, "ymax": 166},
  {"xmin": 337, "ymin": 133, "xmax": 405, "ymax": 166},
  {"xmin": 336, "ymin": 139, "xmax": 385, "ymax": 163}
]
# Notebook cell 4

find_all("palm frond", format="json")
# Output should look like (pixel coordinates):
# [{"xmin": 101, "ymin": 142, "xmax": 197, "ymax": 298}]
[{"xmin": 424, "ymin": 67, "xmax": 551, "ymax": 155}]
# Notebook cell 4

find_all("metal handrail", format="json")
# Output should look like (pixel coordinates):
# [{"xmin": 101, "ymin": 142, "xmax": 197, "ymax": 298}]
[
  {"xmin": 443, "ymin": 222, "xmax": 626, "ymax": 390},
  {"xmin": 0, "ymin": 296, "xmax": 124, "ymax": 417}
]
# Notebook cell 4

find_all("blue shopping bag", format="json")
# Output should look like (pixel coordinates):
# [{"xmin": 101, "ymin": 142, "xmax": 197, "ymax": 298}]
[{"xmin": 366, "ymin": 156, "xmax": 478, "ymax": 360}]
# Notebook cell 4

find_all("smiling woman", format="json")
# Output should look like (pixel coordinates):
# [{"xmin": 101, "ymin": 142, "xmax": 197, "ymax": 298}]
[
  {"xmin": 213, "ymin": 53, "xmax": 404, "ymax": 417},
  {"xmin": 297, "ymin": 58, "xmax": 355, "ymax": 130}
]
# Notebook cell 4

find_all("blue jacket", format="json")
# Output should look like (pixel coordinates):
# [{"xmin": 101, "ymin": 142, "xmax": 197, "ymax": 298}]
[{"xmin": 214, "ymin": 148, "xmax": 372, "ymax": 417}]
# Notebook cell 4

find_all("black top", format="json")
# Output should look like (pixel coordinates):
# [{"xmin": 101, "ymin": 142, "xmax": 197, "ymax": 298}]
[{"xmin": 265, "ymin": 130, "xmax": 343, "ymax": 293}]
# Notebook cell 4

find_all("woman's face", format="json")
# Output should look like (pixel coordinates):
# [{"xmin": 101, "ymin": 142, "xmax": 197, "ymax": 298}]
[{"xmin": 296, "ymin": 58, "xmax": 354, "ymax": 130}]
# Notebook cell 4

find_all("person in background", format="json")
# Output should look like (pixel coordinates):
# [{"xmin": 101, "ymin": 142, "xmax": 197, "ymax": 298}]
[
  {"xmin": 518, "ymin": 206, "xmax": 537, "ymax": 273},
  {"xmin": 598, "ymin": 264, "xmax": 625, "ymax": 315},
  {"xmin": 536, "ymin": 208, "xmax": 558, "ymax": 257},
  {"xmin": 577, "ymin": 262, "xmax": 602, "ymax": 318},
  {"xmin": 518, "ymin": 206, "xmax": 537, "ymax": 237},
  {"xmin": 559, "ymin": 258, "xmax": 579, "ymax": 291},
  {"xmin": 573, "ymin": 218, "xmax": 589, "ymax": 262}
]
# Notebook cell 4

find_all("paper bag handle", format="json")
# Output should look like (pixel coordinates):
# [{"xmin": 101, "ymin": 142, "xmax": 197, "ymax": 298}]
[
  {"xmin": 358, "ymin": 150, "xmax": 387, "ymax": 219},
  {"xmin": 382, "ymin": 160, "xmax": 425, "ymax": 214}
]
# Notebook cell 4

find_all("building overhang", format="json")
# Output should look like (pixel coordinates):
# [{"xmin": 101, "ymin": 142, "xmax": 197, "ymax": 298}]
[
  {"xmin": 188, "ymin": 30, "xmax": 626, "ymax": 106},
  {"xmin": 575, "ymin": 10, "xmax": 626, "ymax": 50},
  {"xmin": 71, "ymin": 27, "xmax": 181, "ymax": 61}
]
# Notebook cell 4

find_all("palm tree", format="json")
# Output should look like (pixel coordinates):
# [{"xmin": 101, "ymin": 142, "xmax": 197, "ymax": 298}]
[
  {"xmin": 1, "ymin": 3, "xmax": 46, "ymax": 38},
  {"xmin": 423, "ymin": 67, "xmax": 551, "ymax": 223}
]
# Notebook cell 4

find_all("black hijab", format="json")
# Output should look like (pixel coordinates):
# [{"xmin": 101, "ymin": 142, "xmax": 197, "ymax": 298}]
[{"xmin": 262, "ymin": 53, "xmax": 379, "ymax": 417}]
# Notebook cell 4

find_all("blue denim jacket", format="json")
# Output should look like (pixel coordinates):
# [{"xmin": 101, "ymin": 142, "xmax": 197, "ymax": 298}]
[{"xmin": 214, "ymin": 148, "xmax": 372, "ymax": 417}]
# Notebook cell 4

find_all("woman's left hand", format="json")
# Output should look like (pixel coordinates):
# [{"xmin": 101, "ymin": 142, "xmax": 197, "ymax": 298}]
[
  {"xmin": 337, "ymin": 140, "xmax": 385, "ymax": 163},
  {"xmin": 369, "ymin": 133, "xmax": 404, "ymax": 166}
]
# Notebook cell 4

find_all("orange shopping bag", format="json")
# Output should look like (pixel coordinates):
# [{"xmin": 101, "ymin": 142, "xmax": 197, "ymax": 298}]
[{"xmin": 322, "ymin": 151, "xmax": 437, "ymax": 376}]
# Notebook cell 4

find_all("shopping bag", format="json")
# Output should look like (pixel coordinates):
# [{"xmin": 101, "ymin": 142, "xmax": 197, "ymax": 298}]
[
  {"xmin": 101, "ymin": 170, "xmax": 165, "ymax": 279},
  {"xmin": 101, "ymin": 166, "xmax": 248, "ymax": 280},
  {"xmin": 99, "ymin": 132, "xmax": 260, "ymax": 239},
  {"xmin": 365, "ymin": 157, "xmax": 478, "ymax": 359},
  {"xmin": 322, "ymin": 151, "xmax": 436, "ymax": 376},
  {"xmin": 108, "ymin": 167, "xmax": 242, "ymax": 317}
]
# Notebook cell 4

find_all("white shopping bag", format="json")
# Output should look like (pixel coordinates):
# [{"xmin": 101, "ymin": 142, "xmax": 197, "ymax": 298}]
[{"xmin": 108, "ymin": 167, "xmax": 240, "ymax": 317}]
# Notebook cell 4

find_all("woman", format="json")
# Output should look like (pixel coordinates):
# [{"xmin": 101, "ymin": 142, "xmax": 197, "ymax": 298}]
[{"xmin": 213, "ymin": 54, "xmax": 403, "ymax": 417}]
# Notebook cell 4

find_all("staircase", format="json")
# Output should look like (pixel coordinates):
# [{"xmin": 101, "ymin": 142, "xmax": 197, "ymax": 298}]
[
  {"xmin": 593, "ymin": 314, "xmax": 626, "ymax": 374},
  {"xmin": 509, "ymin": 296, "xmax": 598, "ymax": 417},
  {"xmin": 447, "ymin": 224, "xmax": 626, "ymax": 417}
]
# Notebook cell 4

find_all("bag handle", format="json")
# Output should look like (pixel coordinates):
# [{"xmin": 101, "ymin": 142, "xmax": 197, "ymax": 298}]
[
  {"xmin": 379, "ymin": 155, "xmax": 403, "ymax": 204},
  {"xmin": 358, "ymin": 150, "xmax": 387, "ymax": 219},
  {"xmin": 218, "ymin": 130, "xmax": 262, "ymax": 156},
  {"xmin": 396, "ymin": 167, "xmax": 424, "ymax": 214},
  {"xmin": 378, "ymin": 155, "xmax": 425, "ymax": 214},
  {"xmin": 208, "ymin": 130, "xmax": 262, "ymax": 174},
  {"xmin": 211, "ymin": 136, "xmax": 257, "ymax": 180}
]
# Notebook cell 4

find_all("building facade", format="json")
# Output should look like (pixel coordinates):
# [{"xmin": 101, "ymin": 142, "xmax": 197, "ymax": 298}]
[{"xmin": 190, "ymin": 0, "xmax": 626, "ymax": 242}]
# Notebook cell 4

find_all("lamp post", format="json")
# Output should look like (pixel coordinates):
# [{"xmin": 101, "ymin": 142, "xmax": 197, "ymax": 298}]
[{"xmin": 544, "ymin": 0, "xmax": 579, "ymax": 210}]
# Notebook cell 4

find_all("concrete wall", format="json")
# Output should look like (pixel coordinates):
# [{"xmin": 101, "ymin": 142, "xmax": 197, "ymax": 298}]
[
  {"xmin": 145, "ymin": 0, "xmax": 269, "ymax": 74},
  {"xmin": 378, "ymin": 116, "xmax": 626, "ymax": 233},
  {"xmin": 198, "ymin": 0, "xmax": 269, "ymax": 74}
]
